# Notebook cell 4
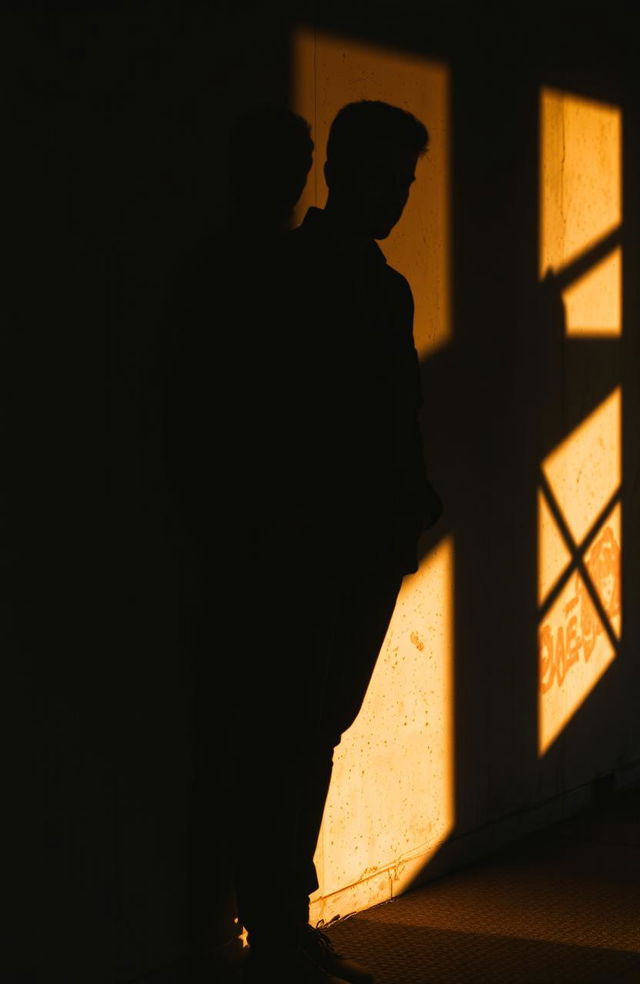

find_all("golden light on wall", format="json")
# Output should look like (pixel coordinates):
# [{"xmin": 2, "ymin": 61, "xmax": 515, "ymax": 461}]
[
  {"xmin": 543, "ymin": 389, "xmax": 621, "ymax": 547},
  {"xmin": 538, "ymin": 86, "xmax": 622, "ymax": 755},
  {"xmin": 562, "ymin": 247, "xmax": 622, "ymax": 335},
  {"xmin": 310, "ymin": 537, "xmax": 454, "ymax": 924},
  {"xmin": 538, "ymin": 388, "xmax": 622, "ymax": 755},
  {"xmin": 292, "ymin": 28, "xmax": 450, "ymax": 358},
  {"xmin": 540, "ymin": 89, "xmax": 622, "ymax": 336}
]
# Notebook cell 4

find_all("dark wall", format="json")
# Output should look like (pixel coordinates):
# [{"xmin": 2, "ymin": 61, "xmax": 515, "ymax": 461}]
[
  {"xmin": 5, "ymin": 5, "xmax": 291, "ymax": 981},
  {"xmin": 4, "ymin": 3, "xmax": 639, "ymax": 982}
]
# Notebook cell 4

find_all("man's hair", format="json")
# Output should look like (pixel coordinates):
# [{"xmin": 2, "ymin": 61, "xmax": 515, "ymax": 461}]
[{"xmin": 326, "ymin": 100, "xmax": 429, "ymax": 173}]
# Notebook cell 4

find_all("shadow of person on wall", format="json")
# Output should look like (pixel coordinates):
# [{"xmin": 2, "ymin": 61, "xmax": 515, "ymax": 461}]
[{"xmin": 161, "ymin": 103, "xmax": 314, "ymax": 981}]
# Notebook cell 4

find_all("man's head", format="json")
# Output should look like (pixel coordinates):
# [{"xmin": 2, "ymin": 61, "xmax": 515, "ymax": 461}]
[
  {"xmin": 228, "ymin": 104, "xmax": 313, "ymax": 226},
  {"xmin": 324, "ymin": 100, "xmax": 429, "ymax": 239}
]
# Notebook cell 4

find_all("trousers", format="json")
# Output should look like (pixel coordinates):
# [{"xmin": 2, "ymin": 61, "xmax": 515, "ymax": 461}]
[{"xmin": 187, "ymin": 534, "xmax": 404, "ymax": 945}]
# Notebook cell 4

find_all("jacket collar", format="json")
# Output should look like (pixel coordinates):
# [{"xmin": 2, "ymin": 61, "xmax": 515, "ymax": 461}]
[{"xmin": 300, "ymin": 207, "xmax": 387, "ymax": 266}]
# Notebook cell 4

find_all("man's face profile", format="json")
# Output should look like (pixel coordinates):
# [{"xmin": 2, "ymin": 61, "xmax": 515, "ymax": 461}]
[{"xmin": 354, "ymin": 142, "xmax": 419, "ymax": 240}]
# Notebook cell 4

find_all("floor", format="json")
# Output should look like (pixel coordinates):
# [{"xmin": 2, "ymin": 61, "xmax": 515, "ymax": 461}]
[
  {"xmin": 322, "ymin": 783, "xmax": 640, "ymax": 984},
  {"xmin": 152, "ymin": 783, "xmax": 640, "ymax": 984}
]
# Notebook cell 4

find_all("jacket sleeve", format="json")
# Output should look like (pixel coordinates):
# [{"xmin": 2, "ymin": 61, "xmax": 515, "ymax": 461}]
[{"xmin": 391, "ymin": 271, "xmax": 443, "ymax": 530}]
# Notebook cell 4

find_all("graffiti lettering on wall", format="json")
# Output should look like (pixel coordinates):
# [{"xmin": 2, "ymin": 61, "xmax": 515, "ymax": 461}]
[{"xmin": 539, "ymin": 526, "xmax": 620, "ymax": 694}]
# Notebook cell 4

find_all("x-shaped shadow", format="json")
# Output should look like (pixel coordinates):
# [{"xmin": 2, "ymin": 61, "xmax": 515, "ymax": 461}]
[{"xmin": 538, "ymin": 471, "xmax": 621, "ymax": 655}]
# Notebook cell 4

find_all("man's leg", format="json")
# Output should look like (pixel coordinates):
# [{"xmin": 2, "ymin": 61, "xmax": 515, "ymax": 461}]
[
  {"xmin": 286, "ymin": 564, "xmax": 404, "ymax": 984},
  {"xmin": 227, "ymin": 549, "xmax": 349, "ymax": 982},
  {"xmin": 291, "ymin": 564, "xmax": 404, "ymax": 900},
  {"xmin": 227, "ymin": 548, "xmax": 403, "ymax": 982}
]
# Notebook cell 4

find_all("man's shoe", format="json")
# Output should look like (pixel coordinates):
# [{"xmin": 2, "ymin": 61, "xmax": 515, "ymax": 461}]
[
  {"xmin": 188, "ymin": 928, "xmax": 247, "ymax": 982},
  {"xmin": 298, "ymin": 925, "xmax": 374, "ymax": 984},
  {"xmin": 242, "ymin": 941, "xmax": 350, "ymax": 983}
]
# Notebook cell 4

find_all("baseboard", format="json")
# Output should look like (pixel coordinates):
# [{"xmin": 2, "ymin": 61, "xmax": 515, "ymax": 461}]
[{"xmin": 311, "ymin": 779, "xmax": 606, "ymax": 924}]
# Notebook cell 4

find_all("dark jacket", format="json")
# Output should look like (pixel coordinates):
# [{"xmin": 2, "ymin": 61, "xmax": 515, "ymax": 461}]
[{"xmin": 266, "ymin": 206, "xmax": 441, "ymax": 573}]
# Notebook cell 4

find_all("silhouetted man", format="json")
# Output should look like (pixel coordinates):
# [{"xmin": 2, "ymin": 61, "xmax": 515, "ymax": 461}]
[{"xmin": 233, "ymin": 101, "xmax": 442, "ymax": 984}]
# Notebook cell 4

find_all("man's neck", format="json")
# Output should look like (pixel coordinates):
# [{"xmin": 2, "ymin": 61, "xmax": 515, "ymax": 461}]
[{"xmin": 322, "ymin": 198, "xmax": 370, "ymax": 242}]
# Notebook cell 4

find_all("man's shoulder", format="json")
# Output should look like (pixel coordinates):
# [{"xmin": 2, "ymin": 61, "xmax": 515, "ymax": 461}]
[
  {"xmin": 281, "ymin": 219, "xmax": 330, "ymax": 279},
  {"xmin": 285, "ymin": 217, "xmax": 320, "ymax": 250},
  {"xmin": 381, "ymin": 258, "xmax": 410, "ymax": 290},
  {"xmin": 381, "ymin": 261, "xmax": 414, "ymax": 314}
]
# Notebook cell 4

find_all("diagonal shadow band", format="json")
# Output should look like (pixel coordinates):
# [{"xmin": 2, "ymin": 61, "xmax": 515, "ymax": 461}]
[{"xmin": 543, "ymin": 224, "xmax": 622, "ymax": 291}]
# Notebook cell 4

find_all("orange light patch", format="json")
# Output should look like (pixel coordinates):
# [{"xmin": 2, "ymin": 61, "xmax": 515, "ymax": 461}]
[
  {"xmin": 538, "ymin": 85, "xmax": 623, "ymax": 755},
  {"xmin": 563, "ymin": 247, "xmax": 622, "ymax": 336},
  {"xmin": 538, "ymin": 506, "xmax": 621, "ymax": 754},
  {"xmin": 542, "ymin": 388, "xmax": 621, "ymax": 546},
  {"xmin": 540, "ymin": 89, "xmax": 621, "ymax": 283}
]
